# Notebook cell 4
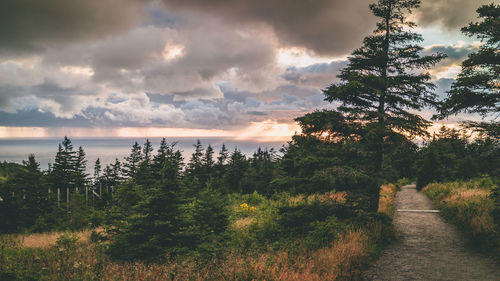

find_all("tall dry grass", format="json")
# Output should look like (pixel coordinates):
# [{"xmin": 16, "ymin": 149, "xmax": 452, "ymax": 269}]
[
  {"xmin": 9, "ymin": 229, "xmax": 97, "ymax": 248},
  {"xmin": 378, "ymin": 183, "xmax": 397, "ymax": 217},
  {"xmin": 99, "ymin": 228, "xmax": 370, "ymax": 281},
  {"xmin": 423, "ymin": 179, "xmax": 499, "ymax": 254},
  {"xmin": 1, "ymin": 227, "xmax": 377, "ymax": 281}
]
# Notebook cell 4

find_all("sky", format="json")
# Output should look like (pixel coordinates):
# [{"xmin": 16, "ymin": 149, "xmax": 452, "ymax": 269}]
[{"xmin": 0, "ymin": 0, "xmax": 494, "ymax": 140}]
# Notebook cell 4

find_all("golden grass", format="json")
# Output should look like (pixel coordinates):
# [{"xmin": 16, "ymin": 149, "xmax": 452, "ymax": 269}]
[
  {"xmin": 423, "ymin": 181, "xmax": 497, "ymax": 238},
  {"xmin": 232, "ymin": 217, "xmax": 255, "ymax": 230},
  {"xmin": 378, "ymin": 184, "xmax": 397, "ymax": 217},
  {"xmin": 444, "ymin": 188, "xmax": 490, "ymax": 202},
  {"xmin": 15, "ymin": 229, "xmax": 94, "ymax": 248},
  {"xmin": 3, "ymin": 227, "xmax": 373, "ymax": 281},
  {"xmin": 289, "ymin": 191, "xmax": 348, "ymax": 205},
  {"xmin": 98, "ymin": 229, "xmax": 369, "ymax": 281}
]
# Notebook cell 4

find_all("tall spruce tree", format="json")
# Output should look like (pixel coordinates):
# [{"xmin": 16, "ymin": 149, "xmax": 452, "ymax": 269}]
[
  {"xmin": 225, "ymin": 148, "xmax": 248, "ymax": 193},
  {"xmin": 94, "ymin": 158, "xmax": 102, "ymax": 182},
  {"xmin": 136, "ymin": 139, "xmax": 154, "ymax": 186},
  {"xmin": 187, "ymin": 140, "xmax": 204, "ymax": 179},
  {"xmin": 322, "ymin": 0, "xmax": 445, "ymax": 206},
  {"xmin": 437, "ymin": 4, "xmax": 499, "ymax": 138},
  {"xmin": 153, "ymin": 138, "xmax": 169, "ymax": 174},
  {"xmin": 142, "ymin": 139, "xmax": 153, "ymax": 166},
  {"xmin": 123, "ymin": 142, "xmax": 142, "ymax": 179},
  {"xmin": 74, "ymin": 146, "xmax": 88, "ymax": 192},
  {"xmin": 52, "ymin": 137, "xmax": 77, "ymax": 198},
  {"xmin": 108, "ymin": 143, "xmax": 185, "ymax": 260},
  {"xmin": 217, "ymin": 143, "xmax": 229, "ymax": 166}
]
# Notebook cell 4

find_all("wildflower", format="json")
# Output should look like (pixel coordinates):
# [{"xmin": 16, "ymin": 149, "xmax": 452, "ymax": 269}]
[
  {"xmin": 250, "ymin": 206, "xmax": 257, "ymax": 212},
  {"xmin": 240, "ymin": 203, "xmax": 249, "ymax": 209}
]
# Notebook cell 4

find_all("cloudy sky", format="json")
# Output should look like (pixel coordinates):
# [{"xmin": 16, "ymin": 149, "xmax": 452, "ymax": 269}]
[{"xmin": 0, "ymin": 0, "xmax": 492, "ymax": 140}]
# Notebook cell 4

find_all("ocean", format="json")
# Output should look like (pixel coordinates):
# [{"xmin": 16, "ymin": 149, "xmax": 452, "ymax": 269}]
[{"xmin": 0, "ymin": 137, "xmax": 289, "ymax": 172}]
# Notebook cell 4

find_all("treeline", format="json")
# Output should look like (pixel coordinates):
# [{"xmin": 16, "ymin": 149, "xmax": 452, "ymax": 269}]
[
  {"xmin": 0, "ymin": 135, "xmax": 388, "ymax": 260},
  {"xmin": 416, "ymin": 126, "xmax": 499, "ymax": 189}
]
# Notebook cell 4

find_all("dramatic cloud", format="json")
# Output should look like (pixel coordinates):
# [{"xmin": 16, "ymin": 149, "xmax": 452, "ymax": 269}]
[
  {"xmin": 0, "ymin": 0, "xmax": 145, "ymax": 56},
  {"xmin": 416, "ymin": 0, "xmax": 492, "ymax": 31},
  {"xmin": 424, "ymin": 43, "xmax": 478, "ymax": 79},
  {"xmin": 0, "ymin": 0, "xmax": 482, "ymax": 136},
  {"xmin": 161, "ymin": 0, "xmax": 375, "ymax": 56}
]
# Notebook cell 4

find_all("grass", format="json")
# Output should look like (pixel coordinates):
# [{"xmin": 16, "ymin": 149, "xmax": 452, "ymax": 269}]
[
  {"xmin": 0, "ymin": 187, "xmax": 398, "ymax": 280},
  {"xmin": 378, "ymin": 183, "xmax": 398, "ymax": 218},
  {"xmin": 1, "ymin": 227, "xmax": 380, "ymax": 281},
  {"xmin": 422, "ymin": 176, "xmax": 500, "ymax": 254},
  {"xmin": 5, "ymin": 229, "xmax": 95, "ymax": 249}
]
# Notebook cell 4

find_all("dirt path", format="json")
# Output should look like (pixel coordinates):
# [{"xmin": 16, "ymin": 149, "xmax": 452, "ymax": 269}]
[{"xmin": 363, "ymin": 184, "xmax": 500, "ymax": 281}]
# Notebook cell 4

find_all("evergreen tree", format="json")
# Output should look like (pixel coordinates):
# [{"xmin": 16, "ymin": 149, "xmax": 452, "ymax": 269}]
[
  {"xmin": 438, "ymin": 4, "xmax": 499, "ymax": 118},
  {"xmin": 142, "ymin": 139, "xmax": 153, "ymax": 166},
  {"xmin": 51, "ymin": 137, "xmax": 77, "ymax": 199},
  {"xmin": 136, "ymin": 139, "xmax": 154, "ymax": 186},
  {"xmin": 203, "ymin": 145, "xmax": 215, "ymax": 168},
  {"xmin": 123, "ymin": 142, "xmax": 142, "ymax": 179},
  {"xmin": 0, "ymin": 155, "xmax": 48, "ymax": 232},
  {"xmin": 108, "ymin": 145, "xmax": 185, "ymax": 260},
  {"xmin": 188, "ymin": 139, "xmax": 204, "ymax": 175},
  {"xmin": 74, "ymin": 146, "xmax": 88, "ymax": 192},
  {"xmin": 105, "ymin": 158, "xmax": 123, "ymax": 189},
  {"xmin": 94, "ymin": 158, "xmax": 102, "ymax": 182},
  {"xmin": 183, "ymin": 187, "xmax": 229, "ymax": 256},
  {"xmin": 153, "ymin": 138, "xmax": 169, "ymax": 174},
  {"xmin": 320, "ymin": 0, "xmax": 445, "ymax": 210},
  {"xmin": 224, "ymin": 148, "xmax": 248, "ymax": 193},
  {"xmin": 241, "ymin": 148, "xmax": 278, "ymax": 195},
  {"xmin": 217, "ymin": 144, "xmax": 229, "ymax": 166}
]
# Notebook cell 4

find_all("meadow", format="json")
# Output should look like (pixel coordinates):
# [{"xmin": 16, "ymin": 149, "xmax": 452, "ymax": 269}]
[{"xmin": 0, "ymin": 184, "xmax": 401, "ymax": 281}]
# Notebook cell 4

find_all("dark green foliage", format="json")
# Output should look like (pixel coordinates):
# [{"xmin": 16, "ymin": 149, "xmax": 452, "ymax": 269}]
[
  {"xmin": 492, "ymin": 184, "xmax": 500, "ymax": 226},
  {"xmin": 182, "ymin": 188, "xmax": 229, "ymax": 256},
  {"xmin": 107, "ymin": 142, "xmax": 185, "ymax": 260},
  {"xmin": 136, "ymin": 140, "xmax": 155, "ymax": 186},
  {"xmin": 122, "ymin": 142, "xmax": 142, "ymax": 179},
  {"xmin": 0, "ymin": 156, "xmax": 48, "ymax": 233},
  {"xmin": 438, "ymin": 4, "xmax": 499, "ymax": 118},
  {"xmin": 51, "ymin": 137, "xmax": 77, "ymax": 196},
  {"xmin": 323, "ymin": 0, "xmax": 445, "ymax": 179},
  {"xmin": 224, "ymin": 148, "xmax": 249, "ymax": 193},
  {"xmin": 240, "ymin": 148, "xmax": 279, "ymax": 195},
  {"xmin": 415, "ymin": 126, "xmax": 500, "ymax": 189},
  {"xmin": 74, "ymin": 146, "xmax": 88, "ymax": 192},
  {"xmin": 289, "ymin": 0, "xmax": 444, "ymax": 211}
]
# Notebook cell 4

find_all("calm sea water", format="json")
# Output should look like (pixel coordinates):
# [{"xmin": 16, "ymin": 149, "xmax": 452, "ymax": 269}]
[{"xmin": 0, "ymin": 137, "xmax": 288, "ymax": 172}]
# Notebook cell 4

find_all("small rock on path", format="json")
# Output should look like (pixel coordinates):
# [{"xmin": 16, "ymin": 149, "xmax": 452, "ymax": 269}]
[{"xmin": 363, "ymin": 184, "xmax": 500, "ymax": 281}]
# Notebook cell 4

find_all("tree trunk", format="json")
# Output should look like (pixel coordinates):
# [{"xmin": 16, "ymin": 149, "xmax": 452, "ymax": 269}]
[{"xmin": 373, "ymin": 1, "xmax": 393, "ymax": 212}]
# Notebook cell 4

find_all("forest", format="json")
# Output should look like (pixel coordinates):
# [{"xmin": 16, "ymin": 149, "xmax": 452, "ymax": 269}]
[{"xmin": 0, "ymin": 0, "xmax": 498, "ymax": 280}]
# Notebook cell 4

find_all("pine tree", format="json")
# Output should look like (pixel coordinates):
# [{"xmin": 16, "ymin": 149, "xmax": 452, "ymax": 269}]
[
  {"xmin": 437, "ymin": 4, "xmax": 499, "ymax": 139},
  {"xmin": 188, "ymin": 140, "xmax": 204, "ymax": 174},
  {"xmin": 142, "ymin": 139, "xmax": 153, "ymax": 166},
  {"xmin": 52, "ymin": 137, "xmax": 77, "ymax": 200},
  {"xmin": 438, "ymin": 4, "xmax": 499, "ymax": 118},
  {"xmin": 136, "ymin": 139, "xmax": 154, "ymax": 186},
  {"xmin": 20, "ymin": 154, "xmax": 48, "ymax": 228},
  {"xmin": 108, "ymin": 145, "xmax": 185, "ymax": 260},
  {"xmin": 153, "ymin": 138, "xmax": 169, "ymax": 174},
  {"xmin": 94, "ymin": 158, "xmax": 102, "ymax": 182},
  {"xmin": 241, "ymin": 148, "xmax": 278, "ymax": 195},
  {"xmin": 225, "ymin": 148, "xmax": 248, "ymax": 193},
  {"xmin": 74, "ymin": 146, "xmax": 88, "ymax": 192},
  {"xmin": 217, "ymin": 143, "xmax": 229, "ymax": 166},
  {"xmin": 203, "ymin": 145, "xmax": 215, "ymax": 168},
  {"xmin": 123, "ymin": 142, "xmax": 142, "ymax": 179},
  {"xmin": 320, "ymin": 0, "xmax": 445, "ymax": 210}
]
